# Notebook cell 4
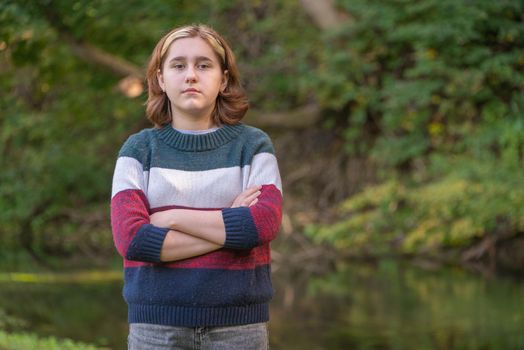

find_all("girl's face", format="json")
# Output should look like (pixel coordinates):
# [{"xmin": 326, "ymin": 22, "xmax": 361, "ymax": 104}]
[{"xmin": 158, "ymin": 37, "xmax": 228, "ymax": 125}]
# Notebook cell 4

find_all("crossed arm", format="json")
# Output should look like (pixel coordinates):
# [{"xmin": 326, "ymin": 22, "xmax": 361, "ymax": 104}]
[{"xmin": 152, "ymin": 186, "xmax": 261, "ymax": 262}]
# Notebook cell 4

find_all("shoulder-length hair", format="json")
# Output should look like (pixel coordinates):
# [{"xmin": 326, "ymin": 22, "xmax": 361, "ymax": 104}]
[{"xmin": 145, "ymin": 24, "xmax": 249, "ymax": 127}]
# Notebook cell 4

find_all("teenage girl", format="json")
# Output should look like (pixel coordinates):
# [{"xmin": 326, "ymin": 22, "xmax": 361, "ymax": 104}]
[{"xmin": 110, "ymin": 24, "xmax": 282, "ymax": 349}]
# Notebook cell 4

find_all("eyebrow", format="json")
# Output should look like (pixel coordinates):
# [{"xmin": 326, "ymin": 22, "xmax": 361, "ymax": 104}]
[{"xmin": 168, "ymin": 56, "xmax": 214, "ymax": 63}]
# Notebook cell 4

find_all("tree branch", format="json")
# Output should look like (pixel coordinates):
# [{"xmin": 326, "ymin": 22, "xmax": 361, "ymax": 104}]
[
  {"xmin": 38, "ymin": 2, "xmax": 144, "ymax": 79},
  {"xmin": 299, "ymin": 0, "xmax": 351, "ymax": 30},
  {"xmin": 244, "ymin": 104, "xmax": 321, "ymax": 129},
  {"xmin": 65, "ymin": 38, "xmax": 144, "ymax": 78}
]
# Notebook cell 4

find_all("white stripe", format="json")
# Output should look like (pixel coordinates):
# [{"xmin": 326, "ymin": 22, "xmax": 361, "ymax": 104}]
[
  {"xmin": 111, "ymin": 157, "xmax": 148, "ymax": 198},
  {"xmin": 148, "ymin": 153, "xmax": 281, "ymax": 208},
  {"xmin": 111, "ymin": 153, "xmax": 282, "ymax": 207},
  {"xmin": 245, "ymin": 152, "xmax": 282, "ymax": 193},
  {"xmin": 147, "ymin": 167, "xmax": 243, "ymax": 208}
]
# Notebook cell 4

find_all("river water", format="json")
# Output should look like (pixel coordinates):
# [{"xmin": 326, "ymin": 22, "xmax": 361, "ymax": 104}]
[{"xmin": 0, "ymin": 259, "xmax": 523, "ymax": 349}]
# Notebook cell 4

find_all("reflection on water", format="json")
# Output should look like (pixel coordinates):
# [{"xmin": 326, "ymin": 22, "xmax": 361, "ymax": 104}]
[
  {"xmin": 0, "ymin": 260, "xmax": 523, "ymax": 349},
  {"xmin": 0, "ymin": 277, "xmax": 127, "ymax": 349},
  {"xmin": 270, "ymin": 260, "xmax": 524, "ymax": 350}
]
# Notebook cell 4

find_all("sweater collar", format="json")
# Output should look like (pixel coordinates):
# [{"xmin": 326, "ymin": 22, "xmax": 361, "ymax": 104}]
[{"xmin": 156, "ymin": 123, "xmax": 244, "ymax": 151}]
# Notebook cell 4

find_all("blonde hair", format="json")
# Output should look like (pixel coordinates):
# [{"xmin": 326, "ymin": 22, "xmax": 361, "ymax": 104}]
[{"xmin": 145, "ymin": 24, "xmax": 249, "ymax": 127}]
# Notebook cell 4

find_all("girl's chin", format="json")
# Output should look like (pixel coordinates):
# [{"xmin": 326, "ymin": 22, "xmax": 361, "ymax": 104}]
[{"xmin": 174, "ymin": 104, "xmax": 215, "ymax": 116}]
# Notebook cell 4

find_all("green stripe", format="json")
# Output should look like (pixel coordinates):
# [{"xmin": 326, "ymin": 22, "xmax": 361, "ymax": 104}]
[{"xmin": 118, "ymin": 124, "xmax": 275, "ymax": 171}]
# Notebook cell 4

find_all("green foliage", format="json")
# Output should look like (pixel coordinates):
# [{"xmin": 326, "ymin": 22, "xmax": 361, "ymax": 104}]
[
  {"xmin": 210, "ymin": 1, "xmax": 318, "ymax": 110},
  {"xmin": 0, "ymin": 1, "xmax": 145, "ymax": 255},
  {"xmin": 307, "ymin": 0, "xmax": 524, "ymax": 256},
  {"xmin": 1, "ymin": 0, "xmax": 523, "ymax": 259},
  {"xmin": 307, "ymin": 156, "xmax": 524, "ymax": 255},
  {"xmin": 317, "ymin": 0, "xmax": 524, "ymax": 162},
  {"xmin": 0, "ymin": 330, "xmax": 105, "ymax": 350}
]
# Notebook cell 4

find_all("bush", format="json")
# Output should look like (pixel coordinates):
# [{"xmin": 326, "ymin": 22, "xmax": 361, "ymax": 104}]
[
  {"xmin": 0, "ymin": 330, "xmax": 105, "ymax": 350},
  {"xmin": 306, "ymin": 156, "xmax": 524, "ymax": 255}
]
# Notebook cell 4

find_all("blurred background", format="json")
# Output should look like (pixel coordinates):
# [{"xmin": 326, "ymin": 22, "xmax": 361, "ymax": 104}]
[{"xmin": 1, "ymin": 0, "xmax": 523, "ymax": 349}]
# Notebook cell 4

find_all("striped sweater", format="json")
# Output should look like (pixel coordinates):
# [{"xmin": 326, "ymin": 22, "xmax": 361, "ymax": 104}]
[{"xmin": 110, "ymin": 123, "xmax": 283, "ymax": 327}]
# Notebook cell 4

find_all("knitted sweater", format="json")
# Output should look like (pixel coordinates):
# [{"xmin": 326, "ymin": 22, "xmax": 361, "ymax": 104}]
[{"xmin": 110, "ymin": 123, "xmax": 283, "ymax": 327}]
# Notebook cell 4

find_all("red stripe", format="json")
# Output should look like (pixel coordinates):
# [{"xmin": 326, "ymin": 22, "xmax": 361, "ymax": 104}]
[
  {"xmin": 250, "ymin": 184, "xmax": 283, "ymax": 244},
  {"xmin": 115, "ymin": 186, "xmax": 280, "ymax": 269},
  {"xmin": 111, "ymin": 189, "xmax": 150, "ymax": 257},
  {"xmin": 124, "ymin": 245, "xmax": 271, "ymax": 270},
  {"xmin": 151, "ymin": 205, "xmax": 221, "ymax": 214}
]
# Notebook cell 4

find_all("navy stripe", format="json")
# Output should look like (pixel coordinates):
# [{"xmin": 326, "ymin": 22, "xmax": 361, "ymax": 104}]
[
  {"xmin": 124, "ymin": 265, "xmax": 273, "ymax": 326},
  {"xmin": 118, "ymin": 124, "xmax": 275, "ymax": 171}
]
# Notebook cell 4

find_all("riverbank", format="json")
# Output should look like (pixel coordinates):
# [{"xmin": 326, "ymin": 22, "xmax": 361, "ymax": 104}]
[
  {"xmin": 1, "ymin": 258, "xmax": 523, "ymax": 350},
  {"xmin": 268, "ymin": 126, "xmax": 524, "ymax": 277}
]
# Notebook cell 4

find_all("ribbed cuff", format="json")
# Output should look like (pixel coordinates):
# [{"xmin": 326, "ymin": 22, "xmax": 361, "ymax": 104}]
[
  {"xmin": 221, "ymin": 207, "xmax": 258, "ymax": 249},
  {"xmin": 126, "ymin": 224, "xmax": 169, "ymax": 263}
]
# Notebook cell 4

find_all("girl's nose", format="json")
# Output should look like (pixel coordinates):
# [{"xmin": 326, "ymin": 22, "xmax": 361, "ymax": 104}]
[{"xmin": 185, "ymin": 66, "xmax": 197, "ymax": 83}]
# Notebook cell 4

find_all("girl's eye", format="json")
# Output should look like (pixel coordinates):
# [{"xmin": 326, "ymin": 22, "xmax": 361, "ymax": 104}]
[
  {"xmin": 173, "ymin": 64, "xmax": 185, "ymax": 69},
  {"xmin": 197, "ymin": 64, "xmax": 210, "ymax": 69}
]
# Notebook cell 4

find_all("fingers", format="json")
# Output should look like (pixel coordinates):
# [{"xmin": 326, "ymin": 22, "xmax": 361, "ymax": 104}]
[
  {"xmin": 231, "ymin": 185, "xmax": 262, "ymax": 208},
  {"xmin": 243, "ymin": 185, "xmax": 262, "ymax": 196},
  {"xmin": 243, "ymin": 189, "xmax": 261, "ymax": 205},
  {"xmin": 233, "ymin": 191, "xmax": 260, "ymax": 207},
  {"xmin": 245, "ymin": 193, "xmax": 260, "ymax": 207}
]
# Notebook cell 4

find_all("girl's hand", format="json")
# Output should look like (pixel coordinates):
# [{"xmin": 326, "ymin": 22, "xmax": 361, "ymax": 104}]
[{"xmin": 231, "ymin": 186, "xmax": 261, "ymax": 208}]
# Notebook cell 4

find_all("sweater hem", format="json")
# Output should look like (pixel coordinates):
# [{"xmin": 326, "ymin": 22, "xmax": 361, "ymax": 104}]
[{"xmin": 128, "ymin": 303, "xmax": 269, "ymax": 327}]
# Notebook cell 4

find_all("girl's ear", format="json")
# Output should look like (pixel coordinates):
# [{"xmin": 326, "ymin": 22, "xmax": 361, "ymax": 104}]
[
  {"xmin": 221, "ymin": 70, "xmax": 229, "ymax": 92},
  {"xmin": 157, "ymin": 69, "xmax": 165, "ymax": 92}
]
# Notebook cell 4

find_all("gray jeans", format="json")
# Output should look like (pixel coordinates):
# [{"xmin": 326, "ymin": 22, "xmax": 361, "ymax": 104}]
[{"xmin": 128, "ymin": 322, "xmax": 269, "ymax": 350}]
